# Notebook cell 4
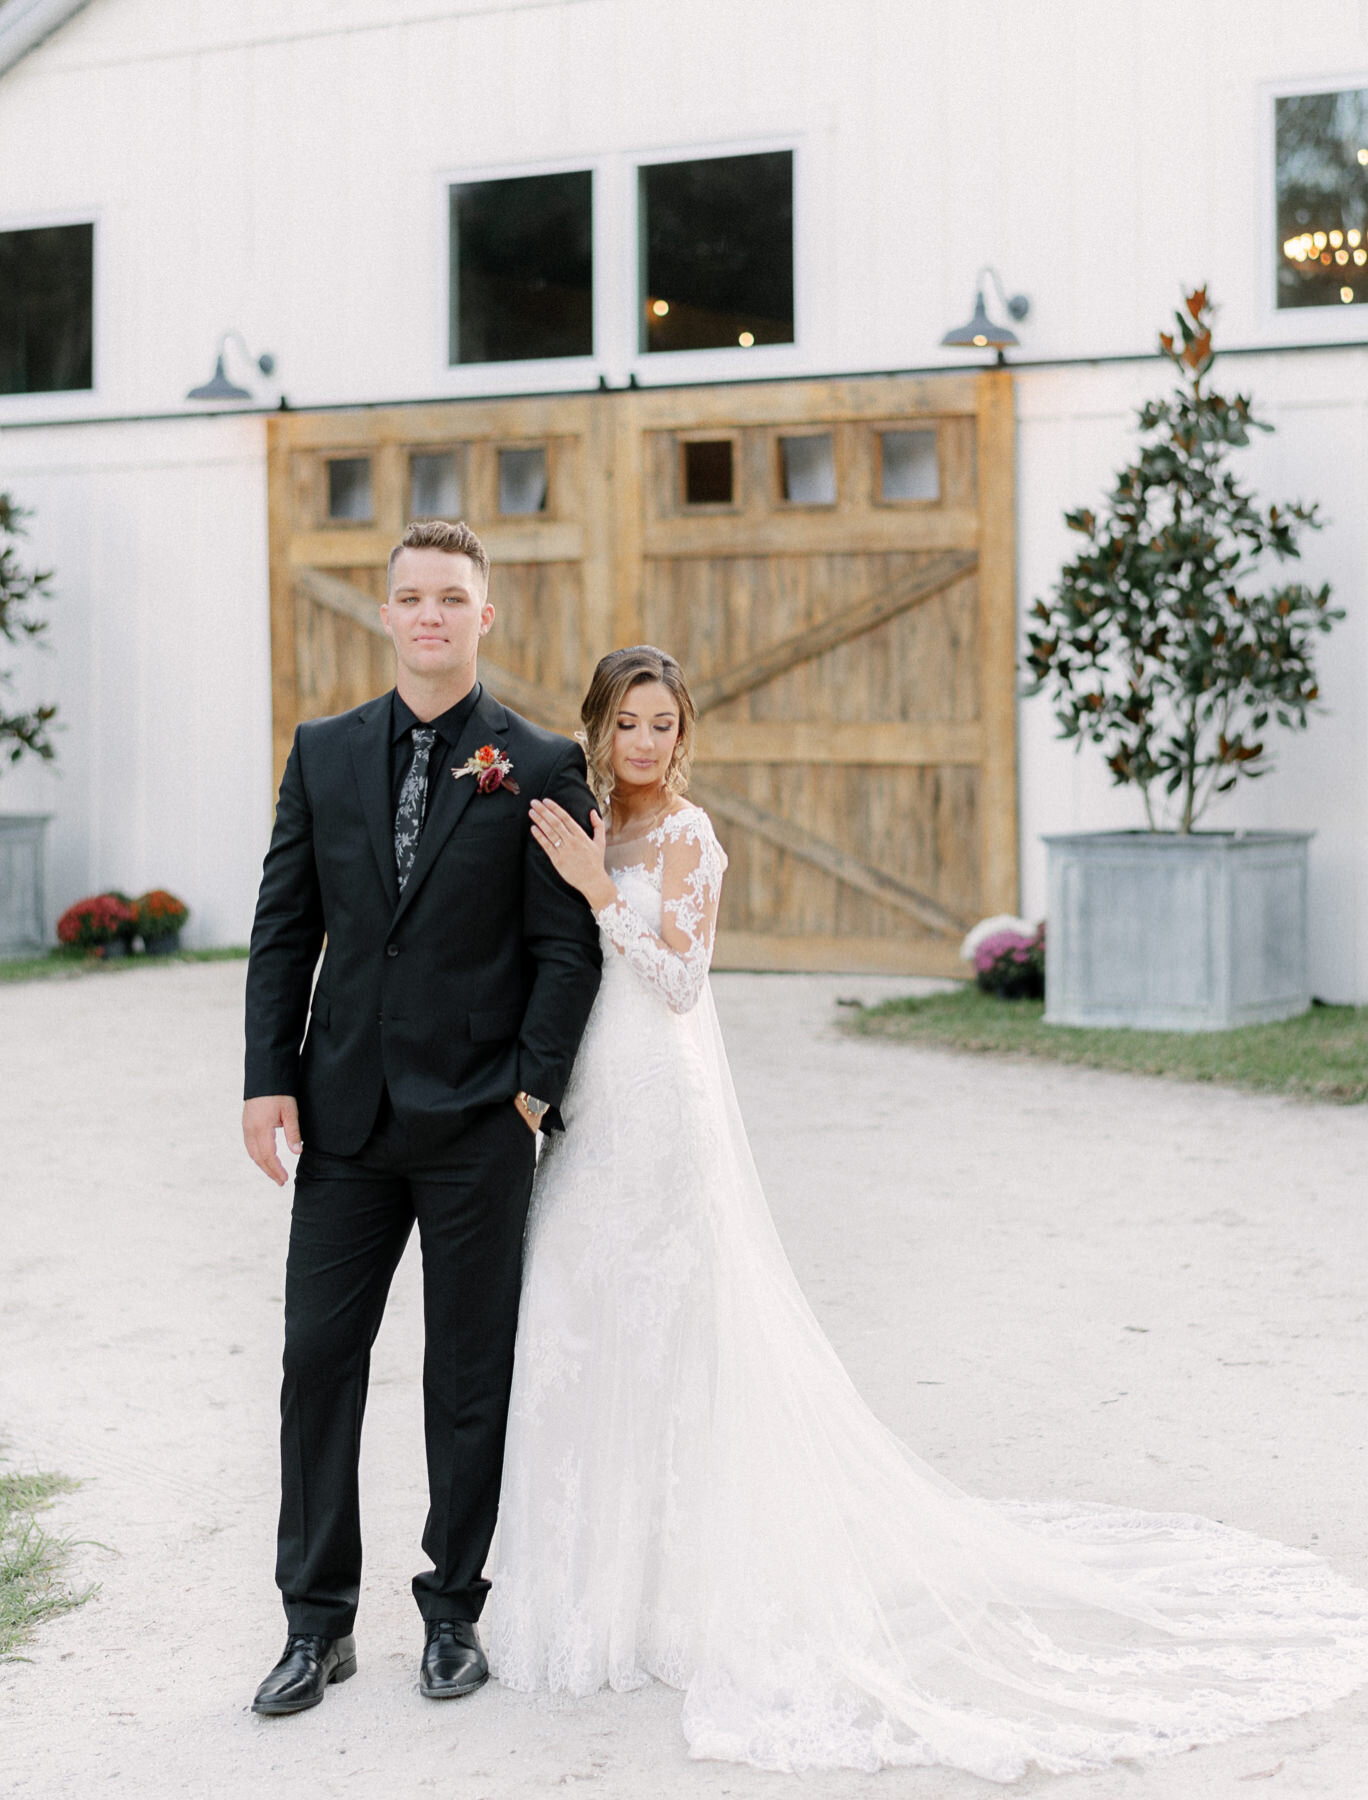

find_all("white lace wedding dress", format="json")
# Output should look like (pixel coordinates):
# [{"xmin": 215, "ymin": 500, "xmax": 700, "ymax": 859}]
[{"xmin": 484, "ymin": 803, "xmax": 1368, "ymax": 1779}]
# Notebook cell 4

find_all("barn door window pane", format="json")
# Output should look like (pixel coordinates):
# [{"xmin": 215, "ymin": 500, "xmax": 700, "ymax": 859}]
[
  {"xmin": 641, "ymin": 151, "xmax": 794, "ymax": 353},
  {"xmin": 498, "ymin": 446, "xmax": 549, "ymax": 514},
  {"xmin": 449, "ymin": 171, "xmax": 593, "ymax": 363},
  {"xmin": 327, "ymin": 457, "xmax": 373, "ymax": 521},
  {"xmin": 779, "ymin": 433, "xmax": 835, "ymax": 505},
  {"xmin": 0, "ymin": 222, "xmax": 93, "ymax": 394},
  {"xmin": 410, "ymin": 451, "xmax": 462, "ymax": 519},
  {"xmin": 879, "ymin": 430, "xmax": 939, "ymax": 502},
  {"xmin": 681, "ymin": 439, "xmax": 734, "ymax": 506},
  {"xmin": 1276, "ymin": 88, "xmax": 1368, "ymax": 309}
]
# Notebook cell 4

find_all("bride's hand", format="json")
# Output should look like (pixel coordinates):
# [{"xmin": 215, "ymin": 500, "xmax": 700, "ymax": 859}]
[{"xmin": 530, "ymin": 798, "xmax": 617, "ymax": 910}]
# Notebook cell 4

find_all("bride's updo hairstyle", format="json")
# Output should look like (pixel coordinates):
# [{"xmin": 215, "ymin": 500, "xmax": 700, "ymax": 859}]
[{"xmin": 578, "ymin": 645, "xmax": 697, "ymax": 813}]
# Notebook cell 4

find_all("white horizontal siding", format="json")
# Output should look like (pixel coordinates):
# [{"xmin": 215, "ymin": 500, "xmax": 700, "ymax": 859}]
[
  {"xmin": 5, "ymin": 0, "xmax": 1368, "ymax": 418},
  {"xmin": 0, "ymin": 417, "xmax": 271, "ymax": 946}
]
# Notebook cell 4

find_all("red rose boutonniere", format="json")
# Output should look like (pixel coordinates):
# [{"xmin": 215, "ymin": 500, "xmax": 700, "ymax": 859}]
[{"xmin": 454, "ymin": 744, "xmax": 520, "ymax": 795}]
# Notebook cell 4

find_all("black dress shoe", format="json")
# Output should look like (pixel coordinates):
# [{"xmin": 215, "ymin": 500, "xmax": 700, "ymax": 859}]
[
  {"xmin": 252, "ymin": 1632, "xmax": 357, "ymax": 1715},
  {"xmin": 419, "ymin": 1619, "xmax": 488, "ymax": 1699}
]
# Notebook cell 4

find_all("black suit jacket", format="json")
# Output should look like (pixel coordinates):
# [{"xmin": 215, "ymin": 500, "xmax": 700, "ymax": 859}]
[{"xmin": 244, "ymin": 684, "xmax": 602, "ymax": 1158}]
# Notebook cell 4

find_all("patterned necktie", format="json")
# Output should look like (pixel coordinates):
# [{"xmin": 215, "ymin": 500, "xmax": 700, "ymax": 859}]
[{"xmin": 394, "ymin": 726, "xmax": 437, "ymax": 893}]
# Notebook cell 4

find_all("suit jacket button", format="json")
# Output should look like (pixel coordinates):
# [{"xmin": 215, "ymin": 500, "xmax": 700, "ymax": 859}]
[{"xmin": 386, "ymin": 943, "xmax": 399, "ymax": 957}]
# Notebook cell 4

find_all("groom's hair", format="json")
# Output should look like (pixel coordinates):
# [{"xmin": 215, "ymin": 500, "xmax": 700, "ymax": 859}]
[{"xmin": 387, "ymin": 519, "xmax": 490, "ymax": 590}]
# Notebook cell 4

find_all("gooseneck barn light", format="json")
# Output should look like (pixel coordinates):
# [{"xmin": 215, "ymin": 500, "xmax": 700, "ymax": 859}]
[
  {"xmin": 941, "ymin": 269, "xmax": 1030, "ymax": 364},
  {"xmin": 187, "ymin": 331, "xmax": 276, "ymax": 402}
]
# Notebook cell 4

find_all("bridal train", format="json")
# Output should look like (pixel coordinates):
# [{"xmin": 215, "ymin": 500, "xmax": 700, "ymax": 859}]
[{"xmin": 485, "ymin": 804, "xmax": 1368, "ymax": 1780}]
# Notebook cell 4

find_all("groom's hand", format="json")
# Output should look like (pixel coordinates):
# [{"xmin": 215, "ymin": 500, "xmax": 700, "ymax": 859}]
[
  {"xmin": 243, "ymin": 1095, "xmax": 302, "ymax": 1186},
  {"xmin": 513, "ymin": 1092, "xmax": 541, "ymax": 1134}
]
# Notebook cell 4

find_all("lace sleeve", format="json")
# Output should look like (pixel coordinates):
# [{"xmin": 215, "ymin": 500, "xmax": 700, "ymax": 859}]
[{"xmin": 595, "ymin": 808, "xmax": 728, "ymax": 1014}]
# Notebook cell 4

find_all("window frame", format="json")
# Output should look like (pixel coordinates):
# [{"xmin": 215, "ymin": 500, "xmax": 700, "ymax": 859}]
[
  {"xmin": 0, "ymin": 207, "xmax": 99, "ymax": 420},
  {"xmin": 406, "ymin": 444, "xmax": 467, "ymax": 523},
  {"xmin": 319, "ymin": 453, "xmax": 376, "ymax": 528},
  {"xmin": 1261, "ymin": 73, "xmax": 1368, "ymax": 342},
  {"xmin": 434, "ymin": 153, "xmax": 603, "ymax": 398},
  {"xmin": 495, "ymin": 440, "xmax": 554, "ymax": 518},
  {"xmin": 445, "ymin": 162, "xmax": 598, "ymax": 373},
  {"xmin": 872, "ymin": 424, "xmax": 942, "ymax": 509},
  {"xmin": 431, "ymin": 133, "xmax": 806, "ymax": 395},
  {"xmin": 772, "ymin": 427, "xmax": 839, "ymax": 509},
  {"xmin": 626, "ymin": 134, "xmax": 807, "ymax": 386},
  {"xmin": 675, "ymin": 430, "xmax": 743, "ymax": 513}
]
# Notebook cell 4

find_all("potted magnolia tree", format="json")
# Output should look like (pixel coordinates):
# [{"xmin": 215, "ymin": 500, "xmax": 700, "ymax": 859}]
[
  {"xmin": 1024, "ymin": 291, "xmax": 1341, "ymax": 1030},
  {"xmin": 0, "ymin": 494, "xmax": 58, "ymax": 957}
]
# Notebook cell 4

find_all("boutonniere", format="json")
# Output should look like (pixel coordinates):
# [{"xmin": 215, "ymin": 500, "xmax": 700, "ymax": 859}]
[{"xmin": 454, "ymin": 744, "xmax": 520, "ymax": 795}]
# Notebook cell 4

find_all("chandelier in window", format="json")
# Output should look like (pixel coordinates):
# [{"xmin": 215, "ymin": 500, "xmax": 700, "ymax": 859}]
[
  {"xmin": 1282, "ymin": 228, "xmax": 1368, "ymax": 302},
  {"xmin": 1282, "ymin": 228, "xmax": 1368, "ymax": 268}
]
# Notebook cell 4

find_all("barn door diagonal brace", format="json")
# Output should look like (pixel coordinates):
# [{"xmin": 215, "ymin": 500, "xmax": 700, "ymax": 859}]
[
  {"xmin": 690, "ymin": 779, "xmax": 971, "ymax": 939},
  {"xmin": 293, "ymin": 565, "xmax": 385, "ymax": 635},
  {"xmin": 293, "ymin": 565, "xmax": 580, "ymax": 731},
  {"xmin": 692, "ymin": 549, "xmax": 978, "ymax": 716}
]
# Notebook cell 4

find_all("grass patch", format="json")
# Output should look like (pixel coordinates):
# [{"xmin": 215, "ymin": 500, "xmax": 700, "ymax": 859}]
[
  {"xmin": 0, "ymin": 945, "xmax": 248, "ymax": 984},
  {"xmin": 849, "ymin": 985, "xmax": 1368, "ymax": 1104},
  {"xmin": 0, "ymin": 1466, "xmax": 92, "ymax": 1658}
]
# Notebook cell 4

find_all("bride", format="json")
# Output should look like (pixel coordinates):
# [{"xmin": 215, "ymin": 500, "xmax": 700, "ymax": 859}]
[{"xmin": 483, "ymin": 643, "xmax": 1368, "ymax": 1780}]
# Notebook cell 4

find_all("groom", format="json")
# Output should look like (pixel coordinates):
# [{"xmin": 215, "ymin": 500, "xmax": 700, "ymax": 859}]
[{"xmin": 242, "ymin": 518, "xmax": 601, "ymax": 1714}]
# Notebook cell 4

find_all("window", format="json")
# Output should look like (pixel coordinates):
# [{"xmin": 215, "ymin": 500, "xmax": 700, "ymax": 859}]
[
  {"xmin": 1275, "ymin": 88, "xmax": 1368, "ymax": 309},
  {"xmin": 0, "ymin": 223, "xmax": 93, "ymax": 394},
  {"xmin": 449, "ymin": 171, "xmax": 593, "ymax": 364},
  {"xmin": 878, "ymin": 430, "xmax": 939, "ymax": 503},
  {"xmin": 410, "ymin": 451, "xmax": 462, "ymax": 518},
  {"xmin": 681, "ymin": 439, "xmax": 735, "ymax": 506},
  {"xmin": 641, "ymin": 151, "xmax": 794, "ymax": 353},
  {"xmin": 326, "ymin": 458, "xmax": 373, "ymax": 522},
  {"xmin": 778, "ymin": 433, "xmax": 835, "ymax": 505},
  {"xmin": 498, "ymin": 446, "xmax": 549, "ymax": 515}
]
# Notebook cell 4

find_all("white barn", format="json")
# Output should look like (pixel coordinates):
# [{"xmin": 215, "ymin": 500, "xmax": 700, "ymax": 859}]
[{"xmin": 2, "ymin": 0, "xmax": 1367, "ymax": 997}]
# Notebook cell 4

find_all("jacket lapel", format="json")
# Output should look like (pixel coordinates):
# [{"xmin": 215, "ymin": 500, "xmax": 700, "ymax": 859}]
[
  {"xmin": 390, "ymin": 685, "xmax": 510, "ymax": 927},
  {"xmin": 349, "ymin": 694, "xmax": 400, "ymax": 910}
]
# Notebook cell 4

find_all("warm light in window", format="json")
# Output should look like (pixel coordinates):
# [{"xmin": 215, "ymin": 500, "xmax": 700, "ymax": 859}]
[
  {"xmin": 737, "ymin": 330, "xmax": 755, "ymax": 347},
  {"xmin": 651, "ymin": 299, "xmax": 670, "ymax": 317},
  {"xmin": 1277, "ymin": 96, "xmax": 1368, "ymax": 313}
]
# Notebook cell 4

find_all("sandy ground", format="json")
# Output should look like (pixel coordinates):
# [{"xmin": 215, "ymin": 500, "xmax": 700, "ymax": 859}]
[{"xmin": 1, "ymin": 960, "xmax": 1366, "ymax": 1800}]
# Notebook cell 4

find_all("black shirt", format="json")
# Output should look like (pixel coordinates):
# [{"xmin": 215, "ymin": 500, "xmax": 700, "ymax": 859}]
[{"xmin": 390, "ymin": 683, "xmax": 483, "ymax": 829}]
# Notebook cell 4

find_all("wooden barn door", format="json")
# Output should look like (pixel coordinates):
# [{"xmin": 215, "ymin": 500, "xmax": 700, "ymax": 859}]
[
  {"xmin": 266, "ymin": 392, "xmax": 601, "ymax": 782},
  {"xmin": 626, "ymin": 373, "xmax": 1015, "ymax": 977},
  {"xmin": 267, "ymin": 370, "xmax": 1016, "ymax": 977}
]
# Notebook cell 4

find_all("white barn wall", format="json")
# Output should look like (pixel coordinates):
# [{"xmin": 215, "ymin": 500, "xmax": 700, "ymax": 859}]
[
  {"xmin": 1, "ymin": 0, "xmax": 1367, "ymax": 987},
  {"xmin": 0, "ymin": 418, "xmax": 271, "ymax": 945},
  {"xmin": 5, "ymin": 0, "xmax": 1368, "ymax": 413}
]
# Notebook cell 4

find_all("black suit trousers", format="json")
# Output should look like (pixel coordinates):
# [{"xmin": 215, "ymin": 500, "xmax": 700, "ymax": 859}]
[{"xmin": 276, "ymin": 1095, "xmax": 537, "ymax": 1636}]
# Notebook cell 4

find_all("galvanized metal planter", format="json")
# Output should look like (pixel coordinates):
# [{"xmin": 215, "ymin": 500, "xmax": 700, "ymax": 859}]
[
  {"xmin": 0, "ymin": 813, "xmax": 51, "ymax": 956},
  {"xmin": 1044, "ymin": 830, "xmax": 1312, "ymax": 1031}
]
